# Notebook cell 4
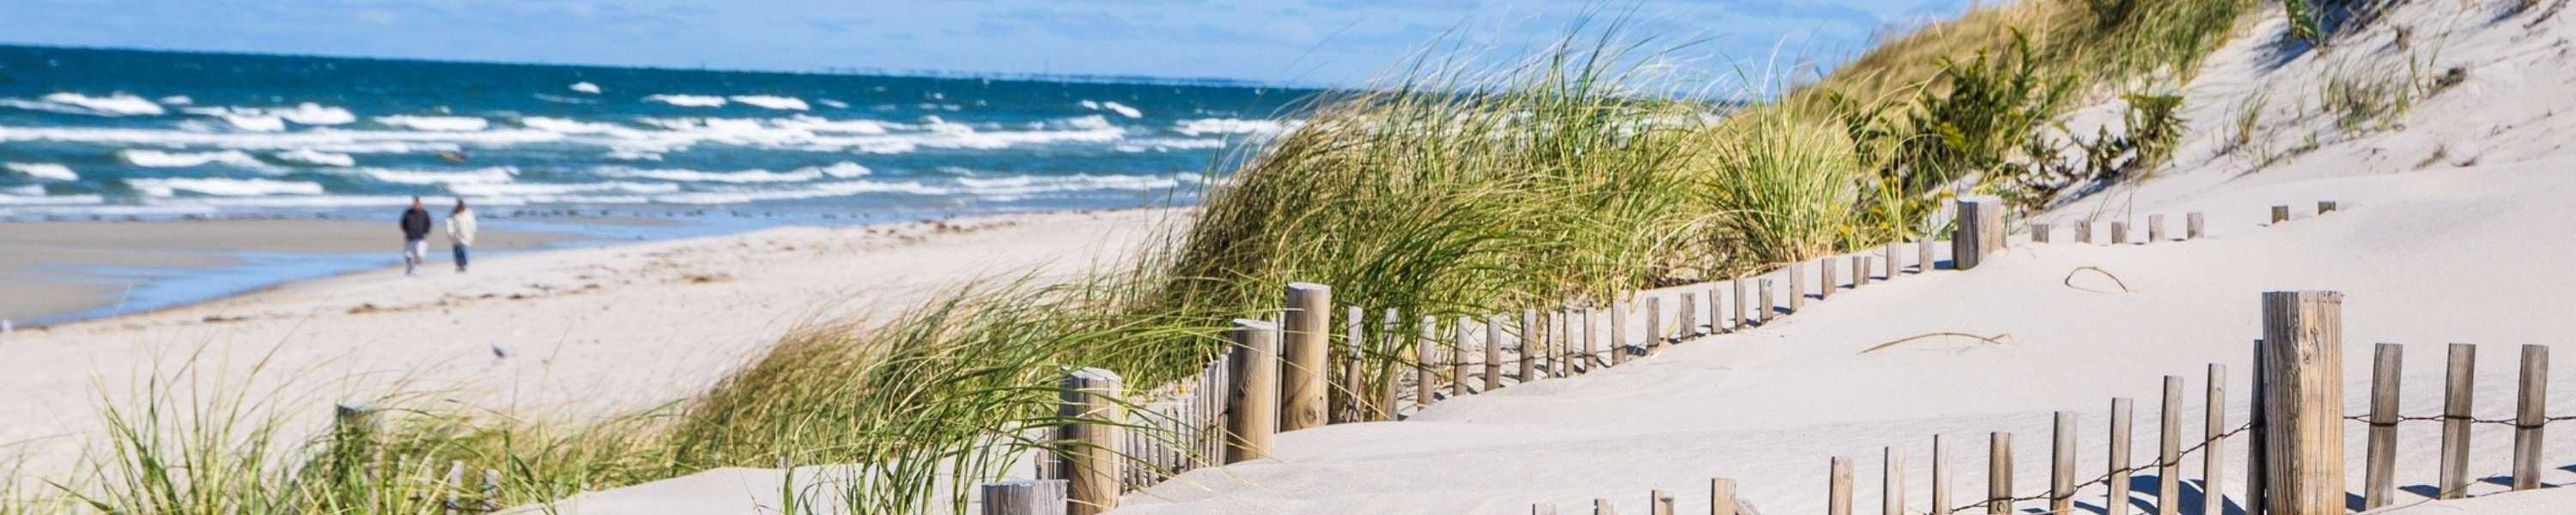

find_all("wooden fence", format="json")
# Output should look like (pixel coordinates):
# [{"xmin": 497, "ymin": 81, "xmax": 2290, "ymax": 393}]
[{"xmin": 977, "ymin": 199, "xmax": 2420, "ymax": 514}]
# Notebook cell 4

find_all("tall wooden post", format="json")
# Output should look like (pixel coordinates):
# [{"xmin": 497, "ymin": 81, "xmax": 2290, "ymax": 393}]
[
  {"xmin": 1931, "ymin": 434, "xmax": 1953, "ymax": 515},
  {"xmin": 1710, "ymin": 478, "xmax": 1740, "ymax": 515},
  {"xmin": 1611, "ymin": 300, "xmax": 1631, "ymax": 366},
  {"xmin": 1453, "ymin": 317, "xmax": 1473, "ymax": 397},
  {"xmin": 981, "ymin": 480, "xmax": 1068, "ymax": 515},
  {"xmin": 2110, "ymin": 221, "xmax": 2129, "ymax": 245},
  {"xmin": 1787, "ymin": 264, "xmax": 1805, "ymax": 312},
  {"xmin": 2107, "ymin": 398, "xmax": 2134, "ymax": 515},
  {"xmin": 1830, "ymin": 457, "xmax": 1854, "ymax": 515},
  {"xmin": 2158, "ymin": 376, "xmax": 2183, "ymax": 515},
  {"xmin": 1820, "ymin": 258, "xmax": 1838, "ymax": 300},
  {"xmin": 2203, "ymin": 364, "xmax": 2227, "ymax": 515},
  {"xmin": 1645, "ymin": 296, "xmax": 1665, "ymax": 354},
  {"xmin": 1060, "ymin": 367, "xmax": 1124, "ymax": 515},
  {"xmin": 2513, "ymin": 344, "xmax": 2549, "ymax": 490},
  {"xmin": 1225, "ymin": 319, "xmax": 1279, "ymax": 464},
  {"xmin": 1280, "ymin": 282, "xmax": 1331, "ymax": 432},
  {"xmin": 1337, "ymin": 306, "xmax": 1363, "ymax": 424},
  {"xmin": 1484, "ymin": 315, "xmax": 1505, "ymax": 391},
  {"xmin": 1953, "ymin": 197, "xmax": 2003, "ymax": 270},
  {"xmin": 1885, "ymin": 242, "xmax": 1902, "ymax": 277},
  {"xmin": 1416, "ymin": 316, "xmax": 1437, "ymax": 408},
  {"xmin": 1883, "ymin": 447, "xmax": 1905, "ymax": 515},
  {"xmin": 2439, "ymin": 343, "xmax": 2474, "ymax": 499},
  {"xmin": 1678, "ymin": 293, "xmax": 1698, "ymax": 337},
  {"xmin": 1377, "ymin": 308, "xmax": 1400, "ymax": 421},
  {"xmin": 1582, "ymin": 308, "xmax": 1599, "ymax": 373},
  {"xmin": 2257, "ymin": 291, "xmax": 2344, "ymax": 514},
  {"xmin": 1520, "ymin": 309, "xmax": 1540, "ymax": 383},
  {"xmin": 1987, "ymin": 432, "xmax": 2013, "ymax": 515},
  {"xmin": 2050, "ymin": 412, "xmax": 2075, "ymax": 515},
  {"xmin": 1730, "ymin": 278, "xmax": 1750, "ymax": 330},
  {"xmin": 2363, "ymin": 343, "xmax": 2400, "ymax": 508}
]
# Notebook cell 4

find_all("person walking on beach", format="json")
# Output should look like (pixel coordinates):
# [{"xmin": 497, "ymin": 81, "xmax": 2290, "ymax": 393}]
[
  {"xmin": 447, "ymin": 199, "xmax": 477, "ymax": 273},
  {"xmin": 400, "ymin": 197, "xmax": 432, "ymax": 276}
]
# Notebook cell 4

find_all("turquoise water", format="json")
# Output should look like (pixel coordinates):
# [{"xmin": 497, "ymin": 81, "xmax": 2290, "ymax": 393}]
[{"xmin": 0, "ymin": 45, "xmax": 1312, "ymax": 220}]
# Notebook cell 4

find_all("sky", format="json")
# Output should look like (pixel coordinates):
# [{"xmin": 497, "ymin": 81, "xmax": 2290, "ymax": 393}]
[{"xmin": 1, "ymin": 0, "xmax": 1977, "ymax": 86}]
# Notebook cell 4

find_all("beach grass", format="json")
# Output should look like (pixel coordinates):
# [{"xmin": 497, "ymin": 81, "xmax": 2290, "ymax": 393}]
[{"xmin": 14, "ymin": 2, "xmax": 2275, "ymax": 513}]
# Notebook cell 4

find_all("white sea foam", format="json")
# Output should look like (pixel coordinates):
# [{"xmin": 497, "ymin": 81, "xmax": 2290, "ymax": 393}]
[
  {"xmin": 595, "ymin": 167, "xmax": 821, "ymax": 184},
  {"xmin": 350, "ymin": 167, "xmax": 518, "ymax": 185},
  {"xmin": 532, "ymin": 94, "xmax": 600, "ymax": 104},
  {"xmin": 376, "ymin": 115, "xmax": 491, "ymax": 131},
  {"xmin": 272, "ymin": 148, "xmax": 356, "ymax": 167},
  {"xmin": 1065, "ymin": 115, "xmax": 1114, "ymax": 130},
  {"xmin": 773, "ymin": 115, "xmax": 891, "ymax": 134},
  {"xmin": 1174, "ymin": 118, "xmax": 1296, "ymax": 136},
  {"xmin": 521, "ymin": 116, "xmax": 630, "ymax": 134},
  {"xmin": 1101, "ymin": 101, "xmax": 1142, "ymax": 118},
  {"xmin": 8, "ymin": 92, "xmax": 169, "ymax": 116},
  {"xmin": 812, "ymin": 161, "xmax": 872, "ymax": 178},
  {"xmin": 604, "ymin": 148, "xmax": 664, "ymax": 161},
  {"xmin": 817, "ymin": 99, "xmax": 850, "ymax": 109},
  {"xmin": 158, "ymin": 95, "xmax": 193, "ymax": 106},
  {"xmin": 4, "ymin": 162, "xmax": 78, "ymax": 181},
  {"xmin": 184, "ymin": 103, "xmax": 357, "ymax": 125},
  {"xmin": 447, "ymin": 181, "xmax": 680, "ymax": 197},
  {"xmin": 0, "ymin": 125, "xmax": 556, "ymax": 152},
  {"xmin": 0, "ymin": 193, "xmax": 103, "ymax": 205},
  {"xmin": 644, "ymin": 94, "xmax": 728, "ymax": 107},
  {"xmin": 120, "ymin": 149, "xmax": 270, "ymax": 168},
  {"xmin": 1115, "ymin": 138, "xmax": 1227, "ymax": 152},
  {"xmin": 728, "ymin": 95, "xmax": 809, "ymax": 111},
  {"xmin": 569, "ymin": 82, "xmax": 603, "ymax": 94},
  {"xmin": 222, "ymin": 115, "xmax": 286, "ymax": 132},
  {"xmin": 5, "ymin": 185, "xmax": 36, "ymax": 196},
  {"xmin": 125, "ymin": 178, "xmax": 325, "ymax": 197}
]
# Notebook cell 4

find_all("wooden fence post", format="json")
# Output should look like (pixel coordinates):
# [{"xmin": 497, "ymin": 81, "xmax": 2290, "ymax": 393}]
[
  {"xmin": 1758, "ymin": 279, "xmax": 1777, "ymax": 324},
  {"xmin": 2247, "ymin": 342, "xmax": 2268, "ymax": 515},
  {"xmin": 1831, "ymin": 456, "xmax": 1854, "ymax": 515},
  {"xmin": 2050, "ymin": 412, "xmax": 2075, "ymax": 515},
  {"xmin": 981, "ymin": 479, "xmax": 1069, "ymax": 515},
  {"xmin": 2318, "ymin": 201, "xmax": 2336, "ymax": 214},
  {"xmin": 1787, "ymin": 264, "xmax": 1806, "ymax": 312},
  {"xmin": 1280, "ymin": 282, "xmax": 1332, "ymax": 432},
  {"xmin": 1582, "ymin": 308, "xmax": 1600, "ymax": 373},
  {"xmin": 2269, "ymin": 205, "xmax": 2289, "ymax": 224},
  {"xmin": 2439, "ymin": 342, "xmax": 2474, "ymax": 499},
  {"xmin": 2363, "ymin": 343, "xmax": 2400, "ymax": 509},
  {"xmin": 1521, "ymin": 309, "xmax": 1540, "ymax": 383},
  {"xmin": 1731, "ymin": 278, "xmax": 1750, "ymax": 330},
  {"xmin": 1225, "ymin": 319, "xmax": 1279, "ymax": 464},
  {"xmin": 2158, "ymin": 376, "xmax": 2183, "ymax": 515},
  {"xmin": 1337, "ymin": 306, "xmax": 1363, "ymax": 424},
  {"xmin": 2257, "ymin": 291, "xmax": 2344, "ymax": 514},
  {"xmin": 1596, "ymin": 499, "xmax": 1618, "ymax": 515},
  {"xmin": 1534, "ymin": 504, "xmax": 1558, "ymax": 515},
  {"xmin": 1060, "ymin": 367, "xmax": 1123, "ymax": 515},
  {"xmin": 328, "ymin": 402, "xmax": 375, "ymax": 490},
  {"xmin": 1679, "ymin": 293, "xmax": 1699, "ymax": 337},
  {"xmin": 2513, "ymin": 344, "xmax": 2549, "ymax": 490},
  {"xmin": 1711, "ymin": 477, "xmax": 1740, "ymax": 515},
  {"xmin": 2110, "ymin": 221, "xmax": 2129, "ymax": 245},
  {"xmin": 2032, "ymin": 222, "xmax": 2051, "ymax": 243},
  {"xmin": 1918, "ymin": 238, "xmax": 1935, "ymax": 272},
  {"xmin": 1652, "ymin": 490, "xmax": 1675, "ymax": 515},
  {"xmin": 1416, "ymin": 316, "xmax": 1437, "ymax": 408},
  {"xmin": 2148, "ymin": 215, "xmax": 2166, "ymax": 243},
  {"xmin": 2108, "ymin": 397, "xmax": 2133, "ymax": 515},
  {"xmin": 1884, "ymin": 447, "xmax": 1905, "ymax": 515},
  {"xmin": 2075, "ymin": 221, "xmax": 2094, "ymax": 245},
  {"xmin": 1855, "ymin": 256, "xmax": 1873, "ymax": 288},
  {"xmin": 1554, "ymin": 309, "xmax": 1572, "ymax": 378},
  {"xmin": 1377, "ymin": 308, "xmax": 1400, "ymax": 421},
  {"xmin": 1956, "ymin": 197, "xmax": 2003, "ymax": 269},
  {"xmin": 1611, "ymin": 300, "xmax": 1631, "ymax": 366},
  {"xmin": 2186, "ymin": 213, "xmax": 2206, "ymax": 239},
  {"xmin": 1885, "ymin": 242, "xmax": 1903, "ymax": 278},
  {"xmin": 1485, "ymin": 315, "xmax": 1505, "ymax": 391},
  {"xmin": 2203, "ymin": 364, "xmax": 2227, "ymax": 515},
  {"xmin": 1931, "ymin": 434, "xmax": 1953, "ymax": 515},
  {"xmin": 1820, "ymin": 258, "xmax": 1838, "ymax": 300},
  {"xmin": 1986, "ymin": 432, "xmax": 2012, "ymax": 515},
  {"xmin": 1646, "ymin": 296, "xmax": 1665, "ymax": 354},
  {"xmin": 1453, "ymin": 317, "xmax": 1473, "ymax": 397}
]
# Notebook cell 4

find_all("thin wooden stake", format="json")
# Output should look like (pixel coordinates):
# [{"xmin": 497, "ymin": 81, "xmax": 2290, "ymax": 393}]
[
  {"xmin": 2111, "ymin": 221, "xmax": 2129, "ymax": 245},
  {"xmin": 1484, "ymin": 315, "xmax": 1505, "ymax": 391},
  {"xmin": 1788, "ymin": 263, "xmax": 1806, "ymax": 312},
  {"xmin": 2051, "ymin": 412, "xmax": 2075, "ymax": 515},
  {"xmin": 1731, "ymin": 278, "xmax": 1750, "ymax": 330},
  {"xmin": 1757, "ymin": 279, "xmax": 1774, "ymax": 324},
  {"xmin": 1337, "ymin": 306, "xmax": 1363, "ymax": 424},
  {"xmin": 1595, "ymin": 499, "xmax": 1619, "ymax": 515},
  {"xmin": 1711, "ymin": 477, "xmax": 1740, "ymax": 515},
  {"xmin": 2514, "ymin": 344, "xmax": 2549, "ymax": 490},
  {"xmin": 2318, "ymin": 201, "xmax": 2337, "ymax": 214},
  {"xmin": 2148, "ymin": 215, "xmax": 2166, "ymax": 242},
  {"xmin": 2269, "ymin": 205, "xmax": 2289, "ymax": 224},
  {"xmin": 2158, "ymin": 376, "xmax": 2183, "ymax": 515},
  {"xmin": 1831, "ymin": 456, "xmax": 1854, "ymax": 515},
  {"xmin": 1652, "ymin": 489, "xmax": 1675, "ymax": 515},
  {"xmin": 1377, "ymin": 308, "xmax": 1399, "ymax": 421},
  {"xmin": 1884, "ymin": 447, "xmax": 1905, "ymax": 515},
  {"xmin": 1679, "ymin": 293, "xmax": 1699, "ymax": 337},
  {"xmin": 1917, "ymin": 238, "xmax": 1935, "ymax": 271},
  {"xmin": 1987, "ymin": 432, "xmax": 2013, "ymax": 515},
  {"xmin": 1582, "ymin": 308, "xmax": 1600, "ymax": 373},
  {"xmin": 2076, "ymin": 221, "xmax": 2095, "ymax": 245},
  {"xmin": 1452, "ymin": 317, "xmax": 1472, "ymax": 397},
  {"xmin": 1932, "ymin": 434, "xmax": 1953, "ymax": 515},
  {"xmin": 2108, "ymin": 397, "xmax": 2134, "ymax": 515},
  {"xmin": 2032, "ymin": 222, "xmax": 2052, "ymax": 243},
  {"xmin": 1646, "ymin": 296, "xmax": 1665, "ymax": 354},
  {"xmin": 1415, "ymin": 316, "xmax": 1436, "ymax": 408},
  {"xmin": 1953, "ymin": 197, "xmax": 2004, "ymax": 270},
  {"xmin": 1520, "ymin": 309, "xmax": 1540, "ymax": 383},
  {"xmin": 1612, "ymin": 300, "xmax": 1630, "ymax": 366},
  {"xmin": 1534, "ymin": 504, "xmax": 1558, "ymax": 515},
  {"xmin": 1856, "ymin": 256, "xmax": 1873, "ymax": 288},
  {"xmin": 2203, "ymin": 364, "xmax": 2227, "ymax": 515},
  {"xmin": 1884, "ymin": 242, "xmax": 1902, "ymax": 278},
  {"xmin": 1820, "ymin": 257, "xmax": 1838, "ymax": 300},
  {"xmin": 1553, "ymin": 309, "xmax": 1571, "ymax": 378},
  {"xmin": 2439, "ymin": 342, "xmax": 2474, "ymax": 500},
  {"xmin": 2186, "ymin": 213, "xmax": 2205, "ymax": 239},
  {"xmin": 2363, "ymin": 343, "xmax": 2401, "ymax": 509}
]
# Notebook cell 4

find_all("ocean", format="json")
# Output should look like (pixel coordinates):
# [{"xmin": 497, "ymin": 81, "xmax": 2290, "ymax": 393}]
[{"xmin": 0, "ymin": 45, "xmax": 1312, "ymax": 221}]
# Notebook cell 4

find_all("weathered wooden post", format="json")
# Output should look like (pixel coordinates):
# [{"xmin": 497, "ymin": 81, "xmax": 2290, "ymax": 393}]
[
  {"xmin": 1953, "ymin": 197, "xmax": 2003, "ymax": 270},
  {"xmin": 1645, "ymin": 296, "xmax": 1665, "ymax": 354},
  {"xmin": 981, "ymin": 479, "xmax": 1069, "ymax": 515},
  {"xmin": 1595, "ymin": 499, "xmax": 1619, "ymax": 515},
  {"xmin": 1225, "ymin": 319, "xmax": 1279, "ymax": 463},
  {"xmin": 1280, "ymin": 282, "xmax": 1331, "ymax": 432},
  {"xmin": 2110, "ymin": 221, "xmax": 2129, "ymax": 245},
  {"xmin": 1582, "ymin": 308, "xmax": 1600, "ymax": 373},
  {"xmin": 1611, "ymin": 300, "xmax": 1631, "ymax": 366},
  {"xmin": 2050, "ymin": 412, "xmax": 2075, "ymax": 515},
  {"xmin": 1931, "ymin": 434, "xmax": 1953, "ymax": 515},
  {"xmin": 2437, "ymin": 343, "xmax": 2475, "ymax": 499},
  {"xmin": 1855, "ymin": 256, "xmax": 1872, "ymax": 288},
  {"xmin": 1651, "ymin": 490, "xmax": 1675, "ymax": 515},
  {"xmin": 2202, "ymin": 364, "xmax": 2228, "ymax": 515},
  {"xmin": 2148, "ymin": 215, "xmax": 2166, "ymax": 243},
  {"xmin": 1060, "ymin": 367, "xmax": 1124, "ymax": 515},
  {"xmin": 1820, "ymin": 258, "xmax": 1838, "ymax": 300},
  {"xmin": 2158, "ymin": 376, "xmax": 2184, "ymax": 515},
  {"xmin": 1453, "ymin": 317, "xmax": 1473, "ymax": 397},
  {"xmin": 2269, "ymin": 205, "xmax": 2290, "ymax": 224},
  {"xmin": 2075, "ymin": 221, "xmax": 2094, "ymax": 245},
  {"xmin": 2107, "ymin": 397, "xmax": 2133, "ymax": 515},
  {"xmin": 329, "ymin": 402, "xmax": 376, "ymax": 491},
  {"xmin": 2318, "ymin": 201, "xmax": 2337, "ymax": 214},
  {"xmin": 1554, "ymin": 308, "xmax": 1573, "ymax": 378},
  {"xmin": 1416, "ymin": 316, "xmax": 1437, "ymax": 407},
  {"xmin": 1830, "ymin": 457, "xmax": 1854, "ymax": 515},
  {"xmin": 1885, "ymin": 242, "xmax": 1903, "ymax": 277},
  {"xmin": 1756, "ymin": 279, "xmax": 1774, "ymax": 324},
  {"xmin": 1678, "ymin": 293, "xmax": 1698, "ymax": 337},
  {"xmin": 1785, "ymin": 264, "xmax": 1805, "ymax": 312},
  {"xmin": 2257, "ymin": 291, "xmax": 2344, "ymax": 514},
  {"xmin": 1336, "ymin": 306, "xmax": 1364, "ymax": 424},
  {"xmin": 2363, "ymin": 343, "xmax": 2400, "ymax": 509},
  {"xmin": 1987, "ymin": 432, "xmax": 2013, "ymax": 515},
  {"xmin": 1534, "ymin": 504, "xmax": 1558, "ymax": 515},
  {"xmin": 1521, "ymin": 309, "xmax": 1541, "ymax": 383},
  {"xmin": 2513, "ymin": 344, "xmax": 2549, "ymax": 490},
  {"xmin": 1484, "ymin": 315, "xmax": 1505, "ymax": 391},
  {"xmin": 2187, "ymin": 213, "xmax": 2206, "ymax": 239},
  {"xmin": 1883, "ymin": 447, "xmax": 1905, "ymax": 515},
  {"xmin": 2032, "ymin": 222, "xmax": 2051, "ymax": 243},
  {"xmin": 1917, "ymin": 238, "xmax": 1935, "ymax": 272},
  {"xmin": 1710, "ymin": 478, "xmax": 1741, "ymax": 515},
  {"xmin": 1731, "ymin": 278, "xmax": 1750, "ymax": 330},
  {"xmin": 1377, "ymin": 308, "xmax": 1400, "ymax": 421}
]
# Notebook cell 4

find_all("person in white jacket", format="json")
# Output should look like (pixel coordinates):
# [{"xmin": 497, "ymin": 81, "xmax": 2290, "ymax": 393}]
[{"xmin": 446, "ymin": 199, "xmax": 478, "ymax": 273}]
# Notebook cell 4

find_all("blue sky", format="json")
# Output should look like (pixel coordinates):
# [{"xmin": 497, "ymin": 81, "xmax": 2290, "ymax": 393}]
[{"xmin": 3, "ymin": 0, "xmax": 1974, "ymax": 86}]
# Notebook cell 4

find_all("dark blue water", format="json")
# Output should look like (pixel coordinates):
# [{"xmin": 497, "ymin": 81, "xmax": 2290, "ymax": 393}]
[{"xmin": 0, "ymin": 45, "xmax": 1312, "ymax": 219}]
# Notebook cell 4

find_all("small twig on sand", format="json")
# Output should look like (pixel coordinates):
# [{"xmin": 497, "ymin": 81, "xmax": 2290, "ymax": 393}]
[
  {"xmin": 2063, "ymin": 266, "xmax": 2131, "ymax": 293},
  {"xmin": 1858, "ymin": 332, "xmax": 2017, "ymax": 354}
]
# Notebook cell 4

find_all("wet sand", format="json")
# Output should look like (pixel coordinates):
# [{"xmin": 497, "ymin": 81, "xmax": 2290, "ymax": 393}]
[{"xmin": 0, "ymin": 218, "xmax": 573, "ymax": 322}]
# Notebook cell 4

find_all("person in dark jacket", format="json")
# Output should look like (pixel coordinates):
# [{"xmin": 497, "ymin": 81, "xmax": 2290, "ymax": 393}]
[{"xmin": 400, "ymin": 197, "xmax": 433, "ymax": 276}]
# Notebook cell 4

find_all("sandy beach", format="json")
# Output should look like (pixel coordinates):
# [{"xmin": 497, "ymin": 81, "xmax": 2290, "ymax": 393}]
[
  {"xmin": 0, "ymin": 208, "xmax": 1182, "ymax": 469},
  {"xmin": 0, "ymin": 218, "xmax": 573, "ymax": 323}
]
